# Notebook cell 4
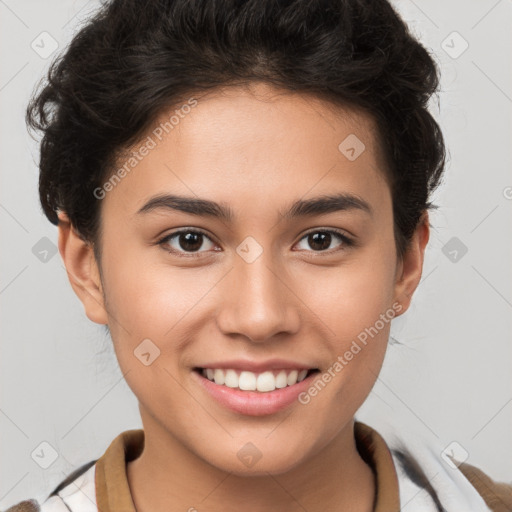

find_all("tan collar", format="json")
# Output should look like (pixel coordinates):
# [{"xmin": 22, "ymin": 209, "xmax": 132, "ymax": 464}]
[
  {"xmin": 95, "ymin": 421, "xmax": 400, "ymax": 512},
  {"xmin": 354, "ymin": 421, "xmax": 400, "ymax": 511}
]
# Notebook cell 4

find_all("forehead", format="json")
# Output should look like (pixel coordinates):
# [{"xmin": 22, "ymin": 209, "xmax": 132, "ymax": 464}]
[
  {"xmin": 158, "ymin": 82, "xmax": 383, "ymax": 168},
  {"xmin": 103, "ymin": 82, "xmax": 391, "ymax": 222}
]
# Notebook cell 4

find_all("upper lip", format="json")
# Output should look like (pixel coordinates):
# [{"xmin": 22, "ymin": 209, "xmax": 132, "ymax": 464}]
[{"xmin": 196, "ymin": 359, "xmax": 318, "ymax": 373}]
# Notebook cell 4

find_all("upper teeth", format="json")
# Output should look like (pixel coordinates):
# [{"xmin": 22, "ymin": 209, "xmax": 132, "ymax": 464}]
[{"xmin": 202, "ymin": 368, "xmax": 309, "ymax": 392}]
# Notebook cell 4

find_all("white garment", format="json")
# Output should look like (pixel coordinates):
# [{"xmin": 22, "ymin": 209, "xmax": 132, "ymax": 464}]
[
  {"xmin": 37, "ymin": 426, "xmax": 492, "ymax": 512},
  {"xmin": 375, "ymin": 419, "xmax": 492, "ymax": 511},
  {"xmin": 40, "ymin": 465, "xmax": 96, "ymax": 512}
]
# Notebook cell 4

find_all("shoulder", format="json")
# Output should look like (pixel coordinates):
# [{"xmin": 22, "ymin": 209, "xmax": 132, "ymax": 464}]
[
  {"xmin": 457, "ymin": 460, "xmax": 512, "ymax": 512},
  {"xmin": 4, "ymin": 429, "xmax": 143, "ymax": 512},
  {"xmin": 358, "ymin": 418, "xmax": 511, "ymax": 511},
  {"xmin": 3, "ymin": 461, "xmax": 97, "ymax": 512},
  {"xmin": 391, "ymin": 434, "xmax": 512, "ymax": 511},
  {"xmin": 3, "ymin": 500, "xmax": 40, "ymax": 512}
]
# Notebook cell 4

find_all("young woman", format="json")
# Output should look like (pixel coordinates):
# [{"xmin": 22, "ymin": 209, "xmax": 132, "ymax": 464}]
[{"xmin": 7, "ymin": 0, "xmax": 511, "ymax": 511}]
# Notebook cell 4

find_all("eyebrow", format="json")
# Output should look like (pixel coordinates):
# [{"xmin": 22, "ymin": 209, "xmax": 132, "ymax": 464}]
[{"xmin": 137, "ymin": 192, "xmax": 372, "ymax": 221}]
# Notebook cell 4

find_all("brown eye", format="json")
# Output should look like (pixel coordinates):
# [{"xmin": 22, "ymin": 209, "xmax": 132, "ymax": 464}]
[
  {"xmin": 295, "ymin": 230, "xmax": 352, "ymax": 253},
  {"xmin": 177, "ymin": 232, "xmax": 204, "ymax": 252},
  {"xmin": 307, "ymin": 232, "xmax": 332, "ymax": 251},
  {"xmin": 159, "ymin": 229, "xmax": 217, "ymax": 255}
]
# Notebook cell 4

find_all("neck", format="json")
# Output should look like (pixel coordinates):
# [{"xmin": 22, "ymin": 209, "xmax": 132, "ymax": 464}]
[{"xmin": 127, "ymin": 412, "xmax": 375, "ymax": 512}]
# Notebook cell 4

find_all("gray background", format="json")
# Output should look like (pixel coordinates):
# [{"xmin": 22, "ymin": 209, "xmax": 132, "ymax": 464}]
[{"xmin": 1, "ymin": 0, "xmax": 511, "ymax": 508}]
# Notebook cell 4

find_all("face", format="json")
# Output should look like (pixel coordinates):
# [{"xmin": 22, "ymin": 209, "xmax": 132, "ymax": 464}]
[{"xmin": 61, "ymin": 82, "xmax": 427, "ymax": 476}]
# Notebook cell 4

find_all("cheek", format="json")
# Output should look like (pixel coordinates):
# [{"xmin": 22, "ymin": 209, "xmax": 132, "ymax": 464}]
[
  {"xmin": 304, "ymin": 251, "xmax": 397, "ymax": 338},
  {"xmin": 100, "ymin": 246, "xmax": 228, "ymax": 355},
  {"xmin": 104, "ymin": 262, "xmax": 193, "ymax": 333},
  {"xmin": 299, "ymin": 244, "xmax": 397, "ymax": 384},
  {"xmin": 295, "ymin": 256, "xmax": 396, "ymax": 420}
]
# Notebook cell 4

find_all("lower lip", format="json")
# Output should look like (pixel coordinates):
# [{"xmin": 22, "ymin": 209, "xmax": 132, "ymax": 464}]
[{"xmin": 193, "ymin": 370, "xmax": 318, "ymax": 416}]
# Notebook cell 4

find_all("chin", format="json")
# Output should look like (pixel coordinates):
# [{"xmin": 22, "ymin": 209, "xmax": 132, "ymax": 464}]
[{"xmin": 198, "ymin": 438, "xmax": 311, "ymax": 477}]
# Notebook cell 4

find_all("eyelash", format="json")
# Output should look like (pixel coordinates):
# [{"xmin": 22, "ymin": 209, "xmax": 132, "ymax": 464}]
[{"xmin": 156, "ymin": 228, "xmax": 354, "ymax": 258}]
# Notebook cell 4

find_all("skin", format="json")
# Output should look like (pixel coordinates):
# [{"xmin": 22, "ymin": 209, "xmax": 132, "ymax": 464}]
[{"xmin": 58, "ymin": 82, "xmax": 429, "ymax": 512}]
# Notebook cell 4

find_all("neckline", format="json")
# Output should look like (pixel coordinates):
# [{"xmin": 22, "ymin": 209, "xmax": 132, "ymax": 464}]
[{"xmin": 94, "ymin": 421, "xmax": 400, "ymax": 511}]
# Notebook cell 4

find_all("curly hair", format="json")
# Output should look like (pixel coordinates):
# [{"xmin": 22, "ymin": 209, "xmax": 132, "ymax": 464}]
[{"xmin": 26, "ymin": 0, "xmax": 445, "ymax": 260}]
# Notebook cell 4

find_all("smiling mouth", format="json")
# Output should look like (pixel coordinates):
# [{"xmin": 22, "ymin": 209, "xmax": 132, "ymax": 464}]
[{"xmin": 194, "ymin": 367, "xmax": 320, "ymax": 393}]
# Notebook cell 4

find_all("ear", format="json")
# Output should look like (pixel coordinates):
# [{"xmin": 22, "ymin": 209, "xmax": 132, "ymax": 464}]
[
  {"xmin": 393, "ymin": 211, "xmax": 430, "ymax": 316},
  {"xmin": 57, "ymin": 212, "xmax": 108, "ymax": 325}
]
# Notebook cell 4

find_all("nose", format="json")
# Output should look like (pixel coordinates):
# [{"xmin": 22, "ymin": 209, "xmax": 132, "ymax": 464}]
[{"xmin": 216, "ymin": 253, "xmax": 301, "ymax": 343}]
